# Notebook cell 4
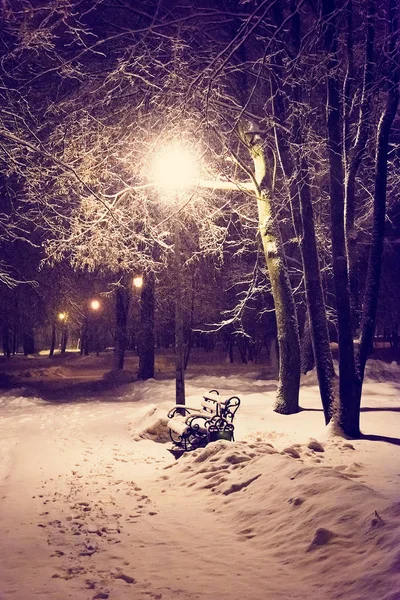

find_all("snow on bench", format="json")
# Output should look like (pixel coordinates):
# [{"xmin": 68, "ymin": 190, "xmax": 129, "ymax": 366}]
[{"xmin": 167, "ymin": 391, "xmax": 240, "ymax": 453}]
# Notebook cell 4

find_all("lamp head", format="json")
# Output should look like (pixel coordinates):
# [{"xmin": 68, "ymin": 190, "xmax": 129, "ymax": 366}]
[
  {"xmin": 152, "ymin": 142, "xmax": 199, "ymax": 191},
  {"xmin": 133, "ymin": 275, "xmax": 143, "ymax": 289},
  {"xmin": 90, "ymin": 299, "xmax": 100, "ymax": 311}
]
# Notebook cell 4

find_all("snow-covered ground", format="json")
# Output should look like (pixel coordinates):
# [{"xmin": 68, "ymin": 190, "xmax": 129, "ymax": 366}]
[{"xmin": 1, "ymin": 360, "xmax": 400, "ymax": 600}]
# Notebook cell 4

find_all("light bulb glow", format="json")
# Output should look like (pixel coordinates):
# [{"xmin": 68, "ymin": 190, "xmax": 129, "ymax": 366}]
[
  {"xmin": 152, "ymin": 143, "xmax": 199, "ymax": 190},
  {"xmin": 133, "ymin": 276, "xmax": 143, "ymax": 289},
  {"xmin": 90, "ymin": 300, "xmax": 100, "ymax": 311},
  {"xmin": 58, "ymin": 312, "xmax": 66, "ymax": 321}
]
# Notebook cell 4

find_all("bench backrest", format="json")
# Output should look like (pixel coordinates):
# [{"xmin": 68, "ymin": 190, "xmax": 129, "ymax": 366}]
[
  {"xmin": 202, "ymin": 393, "xmax": 241, "ymax": 423},
  {"xmin": 219, "ymin": 396, "xmax": 240, "ymax": 422},
  {"xmin": 200, "ymin": 398, "xmax": 219, "ymax": 415}
]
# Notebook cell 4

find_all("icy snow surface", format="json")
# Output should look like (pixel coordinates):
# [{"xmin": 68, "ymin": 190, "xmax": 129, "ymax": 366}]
[{"xmin": 0, "ymin": 362, "xmax": 400, "ymax": 600}]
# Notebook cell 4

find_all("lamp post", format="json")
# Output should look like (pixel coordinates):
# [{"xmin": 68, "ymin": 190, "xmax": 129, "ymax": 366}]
[
  {"xmin": 153, "ymin": 142, "xmax": 199, "ymax": 406},
  {"xmin": 58, "ymin": 312, "xmax": 68, "ymax": 354},
  {"xmin": 81, "ymin": 299, "xmax": 101, "ymax": 356},
  {"xmin": 90, "ymin": 299, "xmax": 101, "ymax": 356}
]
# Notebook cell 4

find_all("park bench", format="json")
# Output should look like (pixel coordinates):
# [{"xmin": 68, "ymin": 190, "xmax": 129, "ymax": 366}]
[{"xmin": 167, "ymin": 390, "xmax": 241, "ymax": 452}]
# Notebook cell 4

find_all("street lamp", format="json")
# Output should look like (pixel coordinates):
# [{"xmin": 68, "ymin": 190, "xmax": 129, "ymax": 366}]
[
  {"xmin": 152, "ymin": 143, "xmax": 199, "ymax": 190},
  {"xmin": 88, "ymin": 299, "xmax": 101, "ymax": 355},
  {"xmin": 90, "ymin": 299, "xmax": 100, "ymax": 311},
  {"xmin": 133, "ymin": 275, "xmax": 144, "ymax": 290},
  {"xmin": 153, "ymin": 142, "xmax": 199, "ymax": 406},
  {"xmin": 57, "ymin": 312, "xmax": 68, "ymax": 354}
]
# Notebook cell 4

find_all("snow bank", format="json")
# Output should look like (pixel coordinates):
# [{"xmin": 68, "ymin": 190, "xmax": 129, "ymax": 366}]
[
  {"xmin": 166, "ymin": 439, "xmax": 400, "ymax": 599},
  {"xmin": 130, "ymin": 405, "xmax": 171, "ymax": 443},
  {"xmin": 301, "ymin": 359, "xmax": 400, "ymax": 386},
  {"xmin": 102, "ymin": 369, "xmax": 136, "ymax": 384},
  {"xmin": 364, "ymin": 360, "xmax": 400, "ymax": 383},
  {"xmin": 1, "ymin": 367, "xmax": 400, "ymax": 600},
  {"xmin": 0, "ymin": 391, "xmax": 43, "ymax": 407}
]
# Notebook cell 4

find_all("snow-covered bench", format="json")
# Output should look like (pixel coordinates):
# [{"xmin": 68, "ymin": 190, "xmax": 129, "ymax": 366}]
[{"xmin": 167, "ymin": 390, "xmax": 240, "ymax": 452}]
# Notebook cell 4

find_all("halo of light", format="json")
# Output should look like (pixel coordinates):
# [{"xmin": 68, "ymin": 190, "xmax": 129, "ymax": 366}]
[
  {"xmin": 152, "ymin": 143, "xmax": 199, "ymax": 190},
  {"xmin": 90, "ymin": 299, "xmax": 100, "ymax": 311},
  {"xmin": 58, "ymin": 312, "xmax": 66, "ymax": 321},
  {"xmin": 133, "ymin": 275, "xmax": 144, "ymax": 289}
]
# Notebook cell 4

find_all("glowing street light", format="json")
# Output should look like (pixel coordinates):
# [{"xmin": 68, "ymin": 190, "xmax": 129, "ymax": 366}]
[
  {"xmin": 153, "ymin": 142, "xmax": 199, "ymax": 407},
  {"xmin": 151, "ymin": 143, "xmax": 199, "ymax": 192},
  {"xmin": 86, "ymin": 299, "xmax": 101, "ymax": 356},
  {"xmin": 90, "ymin": 299, "xmax": 100, "ymax": 311},
  {"xmin": 58, "ymin": 312, "xmax": 67, "ymax": 321},
  {"xmin": 133, "ymin": 275, "xmax": 144, "ymax": 290}
]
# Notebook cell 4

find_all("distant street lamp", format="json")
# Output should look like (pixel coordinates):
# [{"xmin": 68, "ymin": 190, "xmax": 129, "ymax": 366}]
[
  {"xmin": 133, "ymin": 275, "xmax": 144, "ymax": 290},
  {"xmin": 90, "ymin": 299, "xmax": 101, "ymax": 311},
  {"xmin": 57, "ymin": 312, "xmax": 68, "ymax": 354},
  {"xmin": 153, "ymin": 142, "xmax": 199, "ymax": 406},
  {"xmin": 88, "ymin": 299, "xmax": 101, "ymax": 355}
]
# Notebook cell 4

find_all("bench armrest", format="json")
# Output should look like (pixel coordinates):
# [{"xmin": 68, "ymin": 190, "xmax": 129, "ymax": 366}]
[{"xmin": 167, "ymin": 405, "xmax": 203, "ymax": 418}]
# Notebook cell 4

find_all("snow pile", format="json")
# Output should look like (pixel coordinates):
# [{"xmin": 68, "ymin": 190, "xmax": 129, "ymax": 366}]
[
  {"xmin": 364, "ymin": 360, "xmax": 400, "ymax": 383},
  {"xmin": 0, "ymin": 391, "xmax": 43, "ymax": 407},
  {"xmin": 102, "ymin": 370, "xmax": 136, "ymax": 384},
  {"xmin": 0, "ymin": 372, "xmax": 22, "ymax": 388},
  {"xmin": 131, "ymin": 405, "xmax": 171, "ymax": 442},
  {"xmin": 167, "ymin": 439, "xmax": 400, "ymax": 599},
  {"xmin": 301, "ymin": 358, "xmax": 400, "ymax": 387},
  {"xmin": 18, "ymin": 366, "xmax": 69, "ymax": 379}
]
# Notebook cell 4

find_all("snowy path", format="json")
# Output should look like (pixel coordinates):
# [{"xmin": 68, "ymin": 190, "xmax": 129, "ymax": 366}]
[
  {"xmin": 1, "ymin": 370, "xmax": 400, "ymax": 600},
  {"xmin": 0, "ymin": 402, "xmax": 300, "ymax": 600}
]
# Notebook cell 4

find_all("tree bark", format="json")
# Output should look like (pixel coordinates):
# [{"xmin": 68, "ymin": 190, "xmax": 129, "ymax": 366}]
[
  {"xmin": 300, "ymin": 317, "xmax": 314, "ymax": 375},
  {"xmin": 23, "ymin": 328, "xmax": 35, "ymax": 356},
  {"xmin": 113, "ymin": 276, "xmax": 131, "ymax": 370},
  {"xmin": 249, "ymin": 140, "xmax": 300, "ymax": 414},
  {"xmin": 81, "ymin": 317, "xmax": 89, "ymax": 356},
  {"xmin": 322, "ymin": 0, "xmax": 357, "ymax": 435},
  {"xmin": 296, "ymin": 151, "xmax": 336, "ymax": 424},
  {"xmin": 3, "ymin": 324, "xmax": 11, "ymax": 358},
  {"xmin": 344, "ymin": 0, "xmax": 376, "ymax": 332},
  {"xmin": 60, "ymin": 324, "xmax": 68, "ymax": 354},
  {"xmin": 137, "ymin": 271, "xmax": 155, "ymax": 380},
  {"xmin": 270, "ymin": 2, "xmax": 335, "ymax": 422},
  {"xmin": 356, "ymin": 0, "xmax": 399, "ymax": 409},
  {"xmin": 173, "ymin": 221, "xmax": 185, "ymax": 405},
  {"xmin": 49, "ymin": 322, "xmax": 56, "ymax": 357}
]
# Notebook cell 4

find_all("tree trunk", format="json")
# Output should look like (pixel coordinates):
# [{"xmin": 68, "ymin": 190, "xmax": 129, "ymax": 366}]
[
  {"xmin": 23, "ymin": 328, "xmax": 35, "ymax": 356},
  {"xmin": 49, "ymin": 322, "xmax": 56, "ymax": 357},
  {"xmin": 269, "ymin": 2, "xmax": 334, "ymax": 418},
  {"xmin": 300, "ymin": 317, "xmax": 315, "ymax": 375},
  {"xmin": 249, "ymin": 140, "xmax": 300, "ymax": 414},
  {"xmin": 322, "ymin": 0, "xmax": 357, "ymax": 435},
  {"xmin": 81, "ymin": 317, "xmax": 89, "ymax": 356},
  {"xmin": 355, "ymin": 0, "xmax": 399, "ymax": 415},
  {"xmin": 237, "ymin": 335, "xmax": 248, "ymax": 364},
  {"xmin": 184, "ymin": 274, "xmax": 196, "ymax": 370},
  {"xmin": 3, "ymin": 324, "xmax": 11, "ymax": 358},
  {"xmin": 344, "ymin": 0, "xmax": 376, "ymax": 332},
  {"xmin": 138, "ymin": 271, "xmax": 155, "ymax": 380},
  {"xmin": 60, "ymin": 324, "xmax": 68, "ymax": 354},
  {"xmin": 113, "ymin": 276, "xmax": 131, "ymax": 370},
  {"xmin": 296, "ymin": 152, "xmax": 336, "ymax": 423},
  {"xmin": 285, "ymin": 22, "xmax": 335, "ymax": 421},
  {"xmin": 173, "ymin": 221, "xmax": 185, "ymax": 404}
]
